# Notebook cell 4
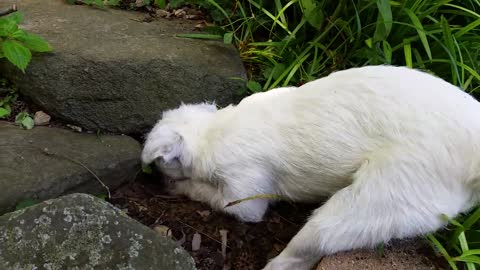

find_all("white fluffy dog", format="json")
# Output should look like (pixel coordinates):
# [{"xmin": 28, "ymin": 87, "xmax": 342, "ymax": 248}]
[{"xmin": 142, "ymin": 65, "xmax": 480, "ymax": 270}]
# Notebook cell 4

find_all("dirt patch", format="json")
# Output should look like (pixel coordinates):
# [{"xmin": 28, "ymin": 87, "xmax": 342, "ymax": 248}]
[{"xmin": 108, "ymin": 174, "xmax": 317, "ymax": 270}]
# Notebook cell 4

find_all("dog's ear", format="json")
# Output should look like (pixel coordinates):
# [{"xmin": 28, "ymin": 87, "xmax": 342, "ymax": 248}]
[{"xmin": 141, "ymin": 125, "xmax": 184, "ymax": 165}]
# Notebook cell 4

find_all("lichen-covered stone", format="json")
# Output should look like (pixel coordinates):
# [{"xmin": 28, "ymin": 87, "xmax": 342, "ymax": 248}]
[
  {"xmin": 0, "ymin": 193, "xmax": 196, "ymax": 270},
  {"xmin": 0, "ymin": 122, "xmax": 141, "ymax": 215},
  {"xmin": 0, "ymin": 0, "xmax": 246, "ymax": 134}
]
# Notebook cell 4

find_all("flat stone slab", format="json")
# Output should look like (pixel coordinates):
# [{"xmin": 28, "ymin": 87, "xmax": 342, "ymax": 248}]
[
  {"xmin": 0, "ymin": 122, "xmax": 141, "ymax": 214},
  {"xmin": 316, "ymin": 239, "xmax": 439, "ymax": 270},
  {"xmin": 0, "ymin": 0, "xmax": 246, "ymax": 134},
  {"xmin": 0, "ymin": 193, "xmax": 196, "ymax": 269}
]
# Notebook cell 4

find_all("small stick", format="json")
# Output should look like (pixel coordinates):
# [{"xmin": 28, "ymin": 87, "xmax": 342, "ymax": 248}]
[
  {"xmin": 177, "ymin": 220, "xmax": 231, "ymax": 249},
  {"xmin": 0, "ymin": 143, "xmax": 111, "ymax": 199},
  {"xmin": 42, "ymin": 147, "xmax": 112, "ymax": 199},
  {"xmin": 0, "ymin": 4, "xmax": 17, "ymax": 17}
]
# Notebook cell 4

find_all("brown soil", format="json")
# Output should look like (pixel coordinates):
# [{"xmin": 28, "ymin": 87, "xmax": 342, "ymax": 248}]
[{"xmin": 108, "ymin": 174, "xmax": 318, "ymax": 270}]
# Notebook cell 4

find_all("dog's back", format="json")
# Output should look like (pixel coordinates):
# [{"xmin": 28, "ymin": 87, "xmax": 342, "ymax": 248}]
[{"xmin": 211, "ymin": 66, "xmax": 480, "ymax": 202}]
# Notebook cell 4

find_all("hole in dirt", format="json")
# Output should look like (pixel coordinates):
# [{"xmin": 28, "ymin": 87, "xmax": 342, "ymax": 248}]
[{"xmin": 108, "ymin": 173, "xmax": 318, "ymax": 270}]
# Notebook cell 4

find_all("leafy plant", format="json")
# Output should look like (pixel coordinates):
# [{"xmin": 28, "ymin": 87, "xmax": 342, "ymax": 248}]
[
  {"xmin": 428, "ymin": 209, "xmax": 480, "ymax": 269},
  {"xmin": 182, "ymin": 0, "xmax": 479, "ymax": 95},
  {"xmin": 0, "ymin": 12, "xmax": 52, "ymax": 72},
  {"xmin": 15, "ymin": 111, "xmax": 34, "ymax": 130},
  {"xmin": 0, "ymin": 91, "xmax": 17, "ymax": 119}
]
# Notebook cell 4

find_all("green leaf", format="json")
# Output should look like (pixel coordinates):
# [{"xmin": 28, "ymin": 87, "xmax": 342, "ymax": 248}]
[
  {"xmin": 94, "ymin": 0, "xmax": 104, "ymax": 6},
  {"xmin": 403, "ymin": 40, "xmax": 413, "ymax": 68},
  {"xmin": 0, "ymin": 19, "xmax": 18, "ymax": 37},
  {"xmin": 304, "ymin": 5, "xmax": 324, "ymax": 30},
  {"xmin": 15, "ymin": 199, "xmax": 38, "ymax": 210},
  {"xmin": 15, "ymin": 111, "xmax": 34, "ymax": 129},
  {"xmin": 2, "ymin": 40, "xmax": 32, "ymax": 72},
  {"xmin": 170, "ymin": 0, "xmax": 186, "ymax": 9},
  {"xmin": 96, "ymin": 194, "xmax": 108, "ymax": 200},
  {"xmin": 455, "ymin": 255, "xmax": 480, "ymax": 265},
  {"xmin": 7, "ymin": 11, "xmax": 23, "ymax": 24},
  {"xmin": 373, "ymin": 0, "xmax": 392, "ymax": 41},
  {"xmin": 15, "ymin": 32, "xmax": 53, "ymax": 52},
  {"xmin": 108, "ymin": 0, "xmax": 121, "ymax": 5},
  {"xmin": 154, "ymin": 0, "xmax": 166, "ymax": 8},
  {"xmin": 382, "ymin": 40, "xmax": 392, "ymax": 64},
  {"xmin": 365, "ymin": 38, "xmax": 373, "ymax": 48},
  {"xmin": 404, "ymin": 8, "xmax": 432, "ymax": 60},
  {"xmin": 142, "ymin": 164, "xmax": 153, "ymax": 174},
  {"xmin": 272, "ymin": 63, "xmax": 286, "ymax": 80},
  {"xmin": 223, "ymin": 32, "xmax": 233, "ymax": 44},
  {"xmin": 21, "ymin": 115, "xmax": 34, "ymax": 130},
  {"xmin": 0, "ymin": 107, "xmax": 10, "ymax": 118},
  {"xmin": 247, "ymin": 80, "xmax": 262, "ymax": 93}
]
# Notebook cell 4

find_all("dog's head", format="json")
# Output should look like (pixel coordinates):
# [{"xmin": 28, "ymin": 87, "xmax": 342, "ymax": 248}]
[{"xmin": 141, "ymin": 102, "xmax": 217, "ymax": 180}]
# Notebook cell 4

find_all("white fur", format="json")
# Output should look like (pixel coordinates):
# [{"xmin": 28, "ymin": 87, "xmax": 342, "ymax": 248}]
[{"xmin": 142, "ymin": 65, "xmax": 480, "ymax": 270}]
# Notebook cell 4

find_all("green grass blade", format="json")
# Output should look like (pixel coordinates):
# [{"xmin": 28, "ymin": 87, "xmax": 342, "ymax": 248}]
[
  {"xmin": 459, "ymin": 231, "xmax": 476, "ymax": 270},
  {"xmin": 404, "ymin": 7, "xmax": 432, "ymax": 59},
  {"xmin": 403, "ymin": 40, "xmax": 413, "ymax": 68},
  {"xmin": 248, "ymin": 0, "xmax": 294, "ymax": 36},
  {"xmin": 445, "ymin": 4, "xmax": 480, "ymax": 18},
  {"xmin": 449, "ymin": 208, "xmax": 480, "ymax": 248},
  {"xmin": 427, "ymin": 234, "xmax": 459, "ymax": 270},
  {"xmin": 455, "ymin": 18, "xmax": 480, "ymax": 38}
]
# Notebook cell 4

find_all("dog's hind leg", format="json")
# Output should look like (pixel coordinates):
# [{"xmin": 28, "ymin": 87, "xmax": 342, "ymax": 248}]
[{"xmin": 263, "ymin": 148, "xmax": 472, "ymax": 270}]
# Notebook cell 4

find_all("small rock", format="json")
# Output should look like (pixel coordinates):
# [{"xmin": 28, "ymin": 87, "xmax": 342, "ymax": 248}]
[
  {"xmin": 192, "ymin": 233, "xmax": 201, "ymax": 251},
  {"xmin": 174, "ymin": 9, "xmax": 187, "ymax": 18},
  {"xmin": 154, "ymin": 225, "xmax": 172, "ymax": 237},
  {"xmin": 156, "ymin": 9, "xmax": 170, "ymax": 17},
  {"xmin": 186, "ymin": 14, "xmax": 200, "ymax": 20},
  {"xmin": 66, "ymin": 124, "xmax": 82, "ymax": 132},
  {"xmin": 33, "ymin": 110, "xmax": 51, "ymax": 126}
]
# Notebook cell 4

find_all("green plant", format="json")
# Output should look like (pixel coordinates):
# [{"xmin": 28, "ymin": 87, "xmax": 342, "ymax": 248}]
[
  {"xmin": 15, "ymin": 111, "xmax": 34, "ymax": 130},
  {"xmin": 428, "ymin": 209, "xmax": 480, "ymax": 269},
  {"xmin": 183, "ymin": 0, "xmax": 479, "ymax": 96},
  {"xmin": 0, "ymin": 91, "xmax": 17, "ymax": 119},
  {"xmin": 0, "ymin": 12, "xmax": 52, "ymax": 72}
]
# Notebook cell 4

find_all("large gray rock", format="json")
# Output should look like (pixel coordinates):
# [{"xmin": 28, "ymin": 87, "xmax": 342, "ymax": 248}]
[
  {"xmin": 0, "ymin": 122, "xmax": 141, "ymax": 214},
  {"xmin": 0, "ymin": 0, "xmax": 246, "ymax": 134},
  {"xmin": 0, "ymin": 193, "xmax": 196, "ymax": 269}
]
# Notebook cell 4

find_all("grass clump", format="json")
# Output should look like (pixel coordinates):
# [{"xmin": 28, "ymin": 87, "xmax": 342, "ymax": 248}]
[{"xmin": 184, "ymin": 0, "xmax": 479, "ymax": 97}]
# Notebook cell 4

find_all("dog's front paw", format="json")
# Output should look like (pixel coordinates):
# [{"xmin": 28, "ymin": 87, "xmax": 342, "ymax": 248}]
[
  {"xmin": 168, "ymin": 180, "xmax": 193, "ymax": 196},
  {"xmin": 263, "ymin": 254, "xmax": 317, "ymax": 270}
]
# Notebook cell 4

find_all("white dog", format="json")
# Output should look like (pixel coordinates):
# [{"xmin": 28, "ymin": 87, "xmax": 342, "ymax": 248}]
[{"xmin": 142, "ymin": 65, "xmax": 480, "ymax": 270}]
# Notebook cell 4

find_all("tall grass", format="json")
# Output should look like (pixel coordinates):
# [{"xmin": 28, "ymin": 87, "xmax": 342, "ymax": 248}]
[{"xmin": 196, "ymin": 0, "xmax": 479, "ymax": 96}]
